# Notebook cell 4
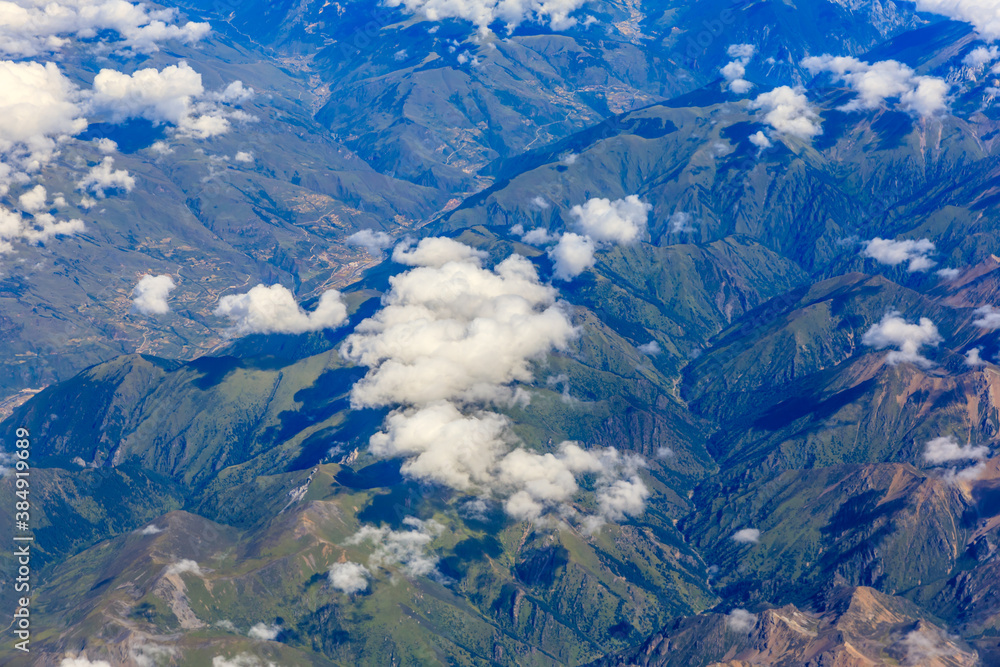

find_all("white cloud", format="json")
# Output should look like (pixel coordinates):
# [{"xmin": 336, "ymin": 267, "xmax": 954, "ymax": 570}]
[
  {"xmin": 343, "ymin": 250, "xmax": 574, "ymax": 409},
  {"xmin": 530, "ymin": 195, "xmax": 549, "ymax": 208},
  {"xmin": 0, "ymin": 60, "xmax": 87, "ymax": 189},
  {"xmin": 76, "ymin": 156, "xmax": 134, "ymax": 198},
  {"xmin": 722, "ymin": 43, "xmax": 756, "ymax": 94},
  {"xmin": 149, "ymin": 140, "xmax": 173, "ymax": 155},
  {"xmin": 861, "ymin": 237, "xmax": 936, "ymax": 272},
  {"xmin": 668, "ymin": 211, "xmax": 695, "ymax": 233},
  {"xmin": 234, "ymin": 150, "xmax": 253, "ymax": 163},
  {"xmin": 501, "ymin": 442, "xmax": 647, "ymax": 530},
  {"xmin": 966, "ymin": 46, "xmax": 1000, "ymax": 68},
  {"xmin": 749, "ymin": 86, "xmax": 822, "ymax": 139},
  {"xmin": 215, "ymin": 284, "xmax": 348, "ymax": 335},
  {"xmin": 0, "ymin": 205, "xmax": 85, "ymax": 253},
  {"xmin": 749, "ymin": 130, "xmax": 772, "ymax": 148},
  {"xmin": 656, "ymin": 447, "xmax": 674, "ymax": 459},
  {"xmin": 89, "ymin": 62, "xmax": 249, "ymax": 139},
  {"xmin": 247, "ymin": 623, "xmax": 280, "ymax": 641},
  {"xmin": 328, "ymin": 561, "xmax": 370, "ymax": 594},
  {"xmin": 937, "ymin": 267, "xmax": 960, "ymax": 280},
  {"xmin": 212, "ymin": 655, "xmax": 277, "ymax": 667},
  {"xmin": 385, "ymin": 0, "xmax": 587, "ymax": 33},
  {"xmin": 370, "ymin": 403, "xmax": 511, "ymax": 489},
  {"xmin": 392, "ymin": 236, "xmax": 486, "ymax": 267},
  {"xmin": 59, "ymin": 658, "xmax": 111, "ymax": 667},
  {"xmin": 861, "ymin": 312, "xmax": 942, "ymax": 367},
  {"xmin": 0, "ymin": 0, "xmax": 209, "ymax": 57},
  {"xmin": 726, "ymin": 609, "xmax": 757, "ymax": 632},
  {"xmin": 732, "ymin": 528, "xmax": 760, "ymax": 544},
  {"xmin": 570, "ymin": 195, "xmax": 650, "ymax": 245},
  {"xmin": 130, "ymin": 644, "xmax": 176, "ymax": 667},
  {"xmin": 803, "ymin": 55, "xmax": 949, "ymax": 117},
  {"xmin": 548, "ymin": 232, "xmax": 595, "ymax": 281},
  {"xmin": 347, "ymin": 229, "xmax": 393, "ymax": 256},
  {"xmin": 164, "ymin": 559, "xmax": 202, "ymax": 576},
  {"xmin": 348, "ymin": 517, "xmax": 443, "ymax": 578},
  {"xmin": 213, "ymin": 81, "xmax": 254, "ymax": 104},
  {"xmin": 132, "ymin": 274, "xmax": 176, "ymax": 315},
  {"xmin": 94, "ymin": 137, "xmax": 117, "ymax": 153},
  {"xmin": 924, "ymin": 435, "xmax": 989, "ymax": 465},
  {"xmin": 18, "ymin": 184, "xmax": 46, "ymax": 212},
  {"xmin": 342, "ymin": 238, "xmax": 648, "ymax": 528},
  {"xmin": 974, "ymin": 305, "xmax": 1000, "ymax": 330},
  {"xmin": 912, "ymin": 0, "xmax": 1000, "ymax": 41},
  {"xmin": 137, "ymin": 524, "xmax": 163, "ymax": 535},
  {"xmin": 521, "ymin": 227, "xmax": 557, "ymax": 245},
  {"xmin": 966, "ymin": 347, "xmax": 987, "ymax": 366},
  {"xmin": 638, "ymin": 341, "xmax": 661, "ymax": 355}
]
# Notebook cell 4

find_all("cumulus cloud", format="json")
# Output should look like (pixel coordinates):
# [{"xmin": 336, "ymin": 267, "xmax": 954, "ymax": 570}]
[
  {"xmin": 749, "ymin": 130, "xmax": 772, "ymax": 148},
  {"xmin": 726, "ymin": 609, "xmax": 757, "ymax": 632},
  {"xmin": 668, "ymin": 211, "xmax": 695, "ymax": 233},
  {"xmin": 521, "ymin": 227, "xmax": 557, "ymax": 245},
  {"xmin": 924, "ymin": 435, "xmax": 989, "ymax": 465},
  {"xmin": 385, "ymin": 0, "xmax": 587, "ymax": 33},
  {"xmin": 343, "ymin": 249, "xmax": 575, "ymax": 409},
  {"xmin": 212, "ymin": 656, "xmax": 277, "ymax": 667},
  {"xmin": 749, "ymin": 86, "xmax": 822, "ymax": 139},
  {"xmin": 500, "ymin": 442, "xmax": 648, "ymax": 531},
  {"xmin": 900, "ymin": 626, "xmax": 968, "ymax": 666},
  {"xmin": 570, "ymin": 195, "xmax": 650, "ymax": 245},
  {"xmin": 93, "ymin": 137, "xmax": 117, "ymax": 153},
  {"xmin": 131, "ymin": 274, "xmax": 176, "ymax": 315},
  {"xmin": 638, "ymin": 341, "xmax": 661, "ymax": 355},
  {"xmin": 0, "ymin": 0, "xmax": 209, "ymax": 57},
  {"xmin": 18, "ymin": 184, "xmax": 46, "ymax": 212},
  {"xmin": 215, "ymin": 284, "xmax": 348, "ymax": 335},
  {"xmin": 548, "ymin": 232, "xmax": 596, "ymax": 281},
  {"xmin": 348, "ymin": 517, "xmax": 443, "ymax": 578},
  {"xmin": 76, "ymin": 156, "xmax": 135, "ymax": 198},
  {"xmin": 164, "ymin": 559, "xmax": 202, "ymax": 576},
  {"xmin": 130, "ymin": 644, "xmax": 176, "ymax": 667},
  {"xmin": 328, "ymin": 561, "xmax": 370, "ymax": 594},
  {"xmin": 732, "ymin": 528, "xmax": 760, "ymax": 544},
  {"xmin": 247, "ymin": 623, "xmax": 281, "ymax": 641},
  {"xmin": 722, "ymin": 43, "xmax": 756, "ymax": 93},
  {"xmin": 965, "ymin": 46, "xmax": 1000, "ymax": 69},
  {"xmin": 0, "ymin": 205, "xmax": 85, "ymax": 253},
  {"xmin": 965, "ymin": 347, "xmax": 987, "ymax": 366},
  {"xmin": 59, "ymin": 658, "xmax": 111, "ymax": 667},
  {"xmin": 342, "ymin": 238, "xmax": 649, "ymax": 528},
  {"xmin": 347, "ymin": 229, "xmax": 393, "ymax": 256},
  {"xmin": 548, "ymin": 195, "xmax": 650, "ymax": 280},
  {"xmin": 861, "ymin": 237, "xmax": 936, "ymax": 272},
  {"xmin": 937, "ymin": 267, "xmax": 960, "ymax": 280},
  {"xmin": 912, "ymin": 0, "xmax": 1000, "ymax": 41},
  {"xmin": 0, "ymin": 60, "xmax": 87, "ymax": 188},
  {"xmin": 212, "ymin": 655, "xmax": 277, "ymax": 667},
  {"xmin": 861, "ymin": 312, "xmax": 942, "ymax": 367},
  {"xmin": 137, "ymin": 524, "xmax": 164, "ymax": 535},
  {"xmin": 89, "ymin": 62, "xmax": 251, "ymax": 139},
  {"xmin": 233, "ymin": 150, "xmax": 253, "ymax": 163},
  {"xmin": 973, "ymin": 305, "xmax": 1000, "ymax": 330},
  {"xmin": 803, "ymin": 55, "xmax": 949, "ymax": 117},
  {"xmin": 392, "ymin": 236, "xmax": 486, "ymax": 267}
]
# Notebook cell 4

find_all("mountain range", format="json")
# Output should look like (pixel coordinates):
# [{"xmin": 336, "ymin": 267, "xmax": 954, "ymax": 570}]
[{"xmin": 5, "ymin": 0, "xmax": 1000, "ymax": 665}]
